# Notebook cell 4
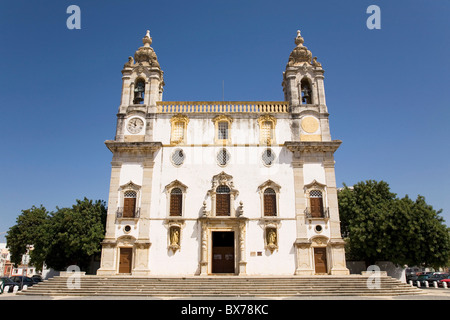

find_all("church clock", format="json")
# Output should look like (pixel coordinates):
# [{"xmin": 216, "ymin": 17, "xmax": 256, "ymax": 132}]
[{"xmin": 127, "ymin": 117, "xmax": 144, "ymax": 134}]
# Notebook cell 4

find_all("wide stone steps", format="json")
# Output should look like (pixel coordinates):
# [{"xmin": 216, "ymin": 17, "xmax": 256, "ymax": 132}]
[{"xmin": 18, "ymin": 275, "xmax": 424, "ymax": 297}]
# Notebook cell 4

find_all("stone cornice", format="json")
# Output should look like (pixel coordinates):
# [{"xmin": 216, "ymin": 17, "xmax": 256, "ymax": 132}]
[
  {"xmin": 284, "ymin": 140, "xmax": 342, "ymax": 154},
  {"xmin": 105, "ymin": 140, "xmax": 162, "ymax": 154}
]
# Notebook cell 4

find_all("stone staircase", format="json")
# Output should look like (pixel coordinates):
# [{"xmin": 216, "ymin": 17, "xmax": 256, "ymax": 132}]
[{"xmin": 18, "ymin": 275, "xmax": 424, "ymax": 297}]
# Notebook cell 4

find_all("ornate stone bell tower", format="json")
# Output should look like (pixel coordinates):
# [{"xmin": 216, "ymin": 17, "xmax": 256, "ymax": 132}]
[
  {"xmin": 115, "ymin": 30, "xmax": 165, "ymax": 142},
  {"xmin": 97, "ymin": 31, "xmax": 164, "ymax": 276},
  {"xmin": 283, "ymin": 30, "xmax": 349, "ymax": 275}
]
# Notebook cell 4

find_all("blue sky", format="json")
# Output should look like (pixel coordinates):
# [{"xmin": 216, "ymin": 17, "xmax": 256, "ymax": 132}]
[{"xmin": 0, "ymin": 0, "xmax": 449, "ymax": 242}]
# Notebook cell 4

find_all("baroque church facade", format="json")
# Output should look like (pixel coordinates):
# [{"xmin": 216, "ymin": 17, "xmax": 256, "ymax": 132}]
[{"xmin": 97, "ymin": 30, "xmax": 349, "ymax": 276}]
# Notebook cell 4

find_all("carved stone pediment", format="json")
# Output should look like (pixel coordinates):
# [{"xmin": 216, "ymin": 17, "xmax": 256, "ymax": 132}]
[
  {"xmin": 164, "ymin": 180, "xmax": 188, "ymax": 193},
  {"xmin": 311, "ymin": 235, "xmax": 329, "ymax": 247},
  {"xmin": 210, "ymin": 171, "xmax": 236, "ymax": 191},
  {"xmin": 304, "ymin": 179, "xmax": 326, "ymax": 191},
  {"xmin": 119, "ymin": 181, "xmax": 141, "ymax": 191},
  {"xmin": 117, "ymin": 235, "xmax": 136, "ymax": 246},
  {"xmin": 257, "ymin": 180, "xmax": 281, "ymax": 193}
]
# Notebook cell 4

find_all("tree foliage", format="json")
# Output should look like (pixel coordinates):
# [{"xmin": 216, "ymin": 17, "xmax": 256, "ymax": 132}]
[
  {"xmin": 338, "ymin": 180, "xmax": 450, "ymax": 269},
  {"xmin": 6, "ymin": 198, "xmax": 107, "ymax": 271},
  {"xmin": 5, "ymin": 205, "xmax": 49, "ymax": 268}
]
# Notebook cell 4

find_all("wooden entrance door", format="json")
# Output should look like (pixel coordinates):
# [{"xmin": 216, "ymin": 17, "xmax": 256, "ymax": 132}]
[
  {"xmin": 119, "ymin": 248, "xmax": 133, "ymax": 274},
  {"xmin": 212, "ymin": 232, "xmax": 235, "ymax": 273},
  {"xmin": 314, "ymin": 248, "xmax": 327, "ymax": 274}
]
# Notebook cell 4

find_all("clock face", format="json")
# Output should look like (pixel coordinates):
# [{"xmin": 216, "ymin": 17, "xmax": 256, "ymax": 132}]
[{"xmin": 127, "ymin": 117, "xmax": 144, "ymax": 134}]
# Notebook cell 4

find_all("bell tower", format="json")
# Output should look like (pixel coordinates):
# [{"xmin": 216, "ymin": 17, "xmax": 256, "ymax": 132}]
[
  {"xmin": 282, "ymin": 31, "xmax": 327, "ymax": 111},
  {"xmin": 283, "ymin": 30, "xmax": 349, "ymax": 275},
  {"xmin": 115, "ymin": 30, "xmax": 165, "ymax": 142},
  {"xmin": 282, "ymin": 30, "xmax": 331, "ymax": 142}
]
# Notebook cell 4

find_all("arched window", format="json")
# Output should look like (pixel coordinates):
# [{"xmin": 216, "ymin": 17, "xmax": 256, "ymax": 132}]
[
  {"xmin": 170, "ymin": 188, "xmax": 183, "ymax": 216},
  {"xmin": 263, "ymin": 188, "xmax": 277, "ymax": 216},
  {"xmin": 123, "ymin": 190, "xmax": 137, "ymax": 218},
  {"xmin": 133, "ymin": 79, "xmax": 145, "ymax": 104},
  {"xmin": 216, "ymin": 185, "xmax": 231, "ymax": 216},
  {"xmin": 300, "ymin": 78, "xmax": 312, "ymax": 104},
  {"xmin": 309, "ymin": 190, "xmax": 324, "ymax": 217}
]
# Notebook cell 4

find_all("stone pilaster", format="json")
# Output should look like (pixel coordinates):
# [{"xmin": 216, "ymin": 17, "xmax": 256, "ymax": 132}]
[
  {"xmin": 104, "ymin": 161, "xmax": 122, "ymax": 239},
  {"xmin": 115, "ymin": 114, "xmax": 126, "ymax": 142},
  {"xmin": 132, "ymin": 158, "xmax": 155, "ymax": 276},
  {"xmin": 238, "ymin": 218, "xmax": 247, "ymax": 275},
  {"xmin": 323, "ymin": 158, "xmax": 349, "ymax": 275},
  {"xmin": 199, "ymin": 222, "xmax": 208, "ymax": 275},
  {"xmin": 292, "ymin": 153, "xmax": 314, "ymax": 275},
  {"xmin": 97, "ymin": 161, "xmax": 122, "ymax": 275}
]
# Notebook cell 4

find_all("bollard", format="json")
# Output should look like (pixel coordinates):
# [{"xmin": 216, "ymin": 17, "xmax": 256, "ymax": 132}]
[
  {"xmin": 409, "ymin": 280, "xmax": 413, "ymax": 286},
  {"xmin": 425, "ymin": 281, "xmax": 429, "ymax": 288},
  {"xmin": 13, "ymin": 286, "xmax": 18, "ymax": 293},
  {"xmin": 433, "ymin": 281, "xmax": 438, "ymax": 288},
  {"xmin": 3, "ymin": 285, "xmax": 9, "ymax": 293},
  {"xmin": 443, "ymin": 282, "xmax": 448, "ymax": 289},
  {"xmin": 22, "ymin": 285, "xmax": 28, "ymax": 291},
  {"xmin": 416, "ymin": 280, "xmax": 421, "ymax": 287}
]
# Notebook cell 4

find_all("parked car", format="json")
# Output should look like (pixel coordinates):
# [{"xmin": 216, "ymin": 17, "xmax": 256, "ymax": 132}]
[
  {"xmin": 9, "ymin": 276, "xmax": 34, "ymax": 290},
  {"xmin": 426, "ymin": 273, "xmax": 449, "ymax": 286},
  {"xmin": 406, "ymin": 273, "xmax": 419, "ymax": 283},
  {"xmin": 31, "ymin": 275, "xmax": 43, "ymax": 284},
  {"xmin": 0, "ymin": 277, "xmax": 19, "ymax": 293},
  {"xmin": 415, "ymin": 274, "xmax": 432, "ymax": 286},
  {"xmin": 438, "ymin": 275, "xmax": 450, "ymax": 287}
]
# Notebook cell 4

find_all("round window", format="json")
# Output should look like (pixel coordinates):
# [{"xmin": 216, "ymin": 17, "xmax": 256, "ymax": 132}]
[
  {"xmin": 172, "ymin": 148, "xmax": 185, "ymax": 166},
  {"xmin": 315, "ymin": 225, "xmax": 323, "ymax": 233},
  {"xmin": 262, "ymin": 148, "xmax": 276, "ymax": 166},
  {"xmin": 217, "ymin": 148, "xmax": 230, "ymax": 166},
  {"xmin": 124, "ymin": 225, "xmax": 132, "ymax": 233}
]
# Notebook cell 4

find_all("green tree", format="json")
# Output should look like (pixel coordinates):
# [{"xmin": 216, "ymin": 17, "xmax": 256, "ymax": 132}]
[
  {"xmin": 43, "ymin": 198, "xmax": 107, "ymax": 271},
  {"xmin": 338, "ymin": 180, "xmax": 450, "ymax": 269},
  {"xmin": 388, "ymin": 195, "xmax": 450, "ymax": 269},
  {"xmin": 5, "ymin": 205, "xmax": 50, "ymax": 270},
  {"xmin": 6, "ymin": 198, "xmax": 107, "ymax": 272},
  {"xmin": 338, "ymin": 180, "xmax": 397, "ymax": 267}
]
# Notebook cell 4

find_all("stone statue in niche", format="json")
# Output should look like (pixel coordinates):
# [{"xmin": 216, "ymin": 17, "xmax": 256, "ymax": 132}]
[
  {"xmin": 266, "ymin": 228, "xmax": 278, "ymax": 253},
  {"xmin": 169, "ymin": 227, "xmax": 181, "ymax": 252}
]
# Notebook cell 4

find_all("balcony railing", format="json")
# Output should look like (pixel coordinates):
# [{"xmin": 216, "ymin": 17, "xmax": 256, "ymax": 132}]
[
  {"xmin": 304, "ymin": 207, "xmax": 329, "ymax": 219},
  {"xmin": 116, "ymin": 207, "xmax": 140, "ymax": 219},
  {"xmin": 156, "ymin": 101, "xmax": 289, "ymax": 114}
]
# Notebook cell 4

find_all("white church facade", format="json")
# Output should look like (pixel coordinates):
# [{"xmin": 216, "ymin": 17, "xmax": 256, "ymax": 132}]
[{"xmin": 97, "ymin": 30, "xmax": 349, "ymax": 276}]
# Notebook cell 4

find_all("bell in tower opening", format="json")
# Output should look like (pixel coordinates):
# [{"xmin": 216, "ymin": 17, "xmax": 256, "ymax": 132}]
[
  {"xmin": 300, "ymin": 78, "xmax": 312, "ymax": 104},
  {"xmin": 133, "ymin": 80, "xmax": 145, "ymax": 104}
]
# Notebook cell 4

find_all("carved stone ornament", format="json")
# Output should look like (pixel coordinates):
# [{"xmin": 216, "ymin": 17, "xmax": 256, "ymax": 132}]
[
  {"xmin": 286, "ymin": 30, "xmax": 313, "ymax": 67},
  {"xmin": 133, "ymin": 30, "xmax": 161, "ymax": 69},
  {"xmin": 119, "ymin": 181, "xmax": 141, "ymax": 192},
  {"xmin": 304, "ymin": 179, "xmax": 326, "ymax": 192},
  {"xmin": 124, "ymin": 56, "xmax": 134, "ymax": 68},
  {"xmin": 210, "ymin": 171, "xmax": 236, "ymax": 191},
  {"xmin": 311, "ymin": 235, "xmax": 329, "ymax": 247},
  {"xmin": 312, "ymin": 56, "xmax": 322, "ymax": 68}
]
